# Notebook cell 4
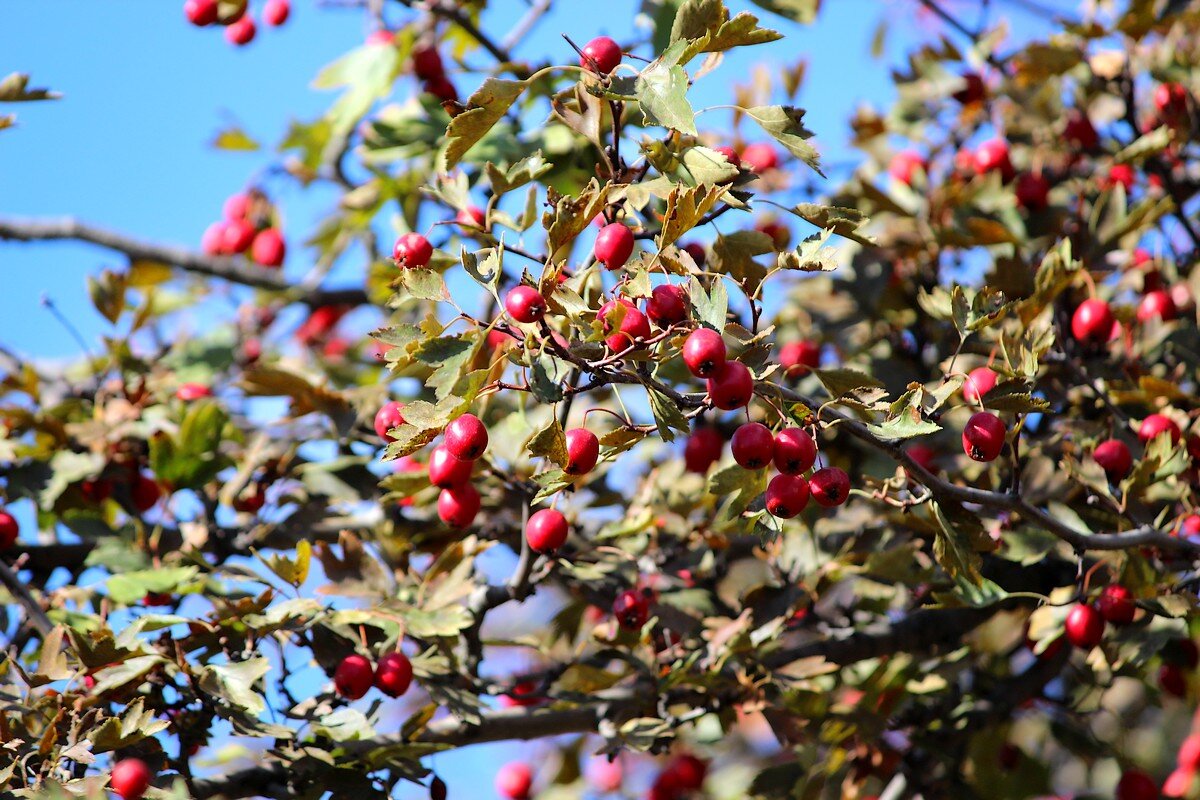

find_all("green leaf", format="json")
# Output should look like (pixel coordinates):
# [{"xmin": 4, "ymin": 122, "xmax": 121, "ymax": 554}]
[
  {"xmin": 777, "ymin": 228, "xmax": 838, "ymax": 271},
  {"xmin": 198, "ymin": 658, "xmax": 271, "ymax": 716},
  {"xmin": 439, "ymin": 78, "xmax": 527, "ymax": 171},
  {"xmin": 530, "ymin": 354, "xmax": 568, "ymax": 403},
  {"xmin": 656, "ymin": 184, "xmax": 726, "ymax": 248},
  {"xmin": 210, "ymin": 125, "xmax": 260, "ymax": 151},
  {"xmin": 87, "ymin": 269, "xmax": 127, "ymax": 325},
  {"xmin": 745, "ymin": 106, "xmax": 823, "ymax": 176},
  {"xmin": 786, "ymin": 203, "xmax": 874, "ymax": 244},
  {"xmin": 648, "ymin": 389, "xmax": 692, "ymax": 443},
  {"xmin": 107, "ymin": 567, "xmax": 200, "ymax": 605},
  {"xmin": 812, "ymin": 368, "xmax": 884, "ymax": 399},
  {"xmin": 746, "ymin": 0, "xmax": 819, "ymax": 23},
  {"xmin": 671, "ymin": 0, "xmax": 783, "ymax": 63},
  {"xmin": 313, "ymin": 41, "xmax": 404, "ymax": 152},
  {"xmin": 635, "ymin": 41, "xmax": 697, "ymax": 134},
  {"xmin": 398, "ymin": 268, "xmax": 448, "ymax": 302},
  {"xmin": 0, "ymin": 72, "xmax": 60, "ymax": 102},
  {"xmin": 688, "ymin": 276, "xmax": 728, "ymax": 330},
  {"xmin": 485, "ymin": 151, "xmax": 552, "ymax": 195},
  {"xmin": 932, "ymin": 502, "xmax": 985, "ymax": 586},
  {"xmin": 528, "ymin": 418, "xmax": 569, "ymax": 468}
]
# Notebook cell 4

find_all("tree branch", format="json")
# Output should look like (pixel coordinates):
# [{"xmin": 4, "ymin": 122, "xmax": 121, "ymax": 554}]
[
  {"xmin": 0, "ymin": 216, "xmax": 368, "ymax": 308},
  {"xmin": 0, "ymin": 558, "xmax": 53, "ymax": 637}
]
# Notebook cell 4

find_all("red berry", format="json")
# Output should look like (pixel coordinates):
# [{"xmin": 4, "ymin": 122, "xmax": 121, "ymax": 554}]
[
  {"xmin": 564, "ymin": 428, "xmax": 600, "ymax": 475},
  {"xmin": 1071, "ymin": 298, "xmax": 1114, "ymax": 344},
  {"xmin": 393, "ymin": 233, "xmax": 434, "ymax": 268},
  {"xmin": 613, "ymin": 589, "xmax": 649, "ymax": 630},
  {"xmin": 1064, "ymin": 603, "xmax": 1104, "ymax": 649},
  {"xmin": 710, "ymin": 146, "xmax": 740, "ymax": 169},
  {"xmin": 1015, "ymin": 172, "xmax": 1050, "ymax": 210},
  {"xmin": 1155, "ymin": 82, "xmax": 1189, "ymax": 119},
  {"xmin": 176, "ymin": 382, "xmax": 212, "ymax": 401},
  {"xmin": 579, "ymin": 36, "xmax": 622, "ymax": 74},
  {"xmin": 222, "ymin": 218, "xmax": 256, "ymax": 254},
  {"xmin": 225, "ymin": 15, "xmax": 256, "ymax": 46},
  {"xmin": 1160, "ymin": 663, "xmax": 1187, "ymax": 697},
  {"xmin": 505, "ymin": 286, "xmax": 546, "ymax": 323},
  {"xmin": 598, "ymin": 299, "xmax": 650, "ymax": 352},
  {"xmin": 335, "ymin": 654, "xmax": 374, "ymax": 699},
  {"xmin": 526, "ymin": 508, "xmax": 569, "ymax": 553},
  {"xmin": 232, "ymin": 484, "xmax": 266, "ymax": 513},
  {"xmin": 1140, "ymin": 413, "xmax": 1181, "ymax": 445},
  {"xmin": 741, "ymin": 143, "xmax": 779, "ymax": 172},
  {"xmin": 223, "ymin": 192, "xmax": 251, "ymax": 221},
  {"xmin": 456, "ymin": 206, "xmax": 486, "ymax": 229},
  {"xmin": 130, "ymin": 474, "xmax": 161, "ymax": 513},
  {"xmin": 263, "ymin": 0, "xmax": 289, "ymax": 26},
  {"xmin": 1093, "ymin": 439, "xmax": 1133, "ymax": 482},
  {"xmin": 888, "ymin": 150, "xmax": 926, "ymax": 185},
  {"xmin": 664, "ymin": 755, "xmax": 707, "ymax": 791},
  {"xmin": 1063, "ymin": 110, "xmax": 1098, "ymax": 151},
  {"xmin": 144, "ymin": 592, "xmax": 172, "ymax": 607},
  {"xmin": 962, "ymin": 367, "xmax": 997, "ymax": 403},
  {"xmin": 973, "ymin": 138, "xmax": 1014, "ymax": 181},
  {"xmin": 111, "ymin": 758, "xmax": 153, "ymax": 800},
  {"xmin": 438, "ymin": 484, "xmax": 480, "ymax": 528},
  {"xmin": 595, "ymin": 223, "xmax": 635, "ymax": 270},
  {"xmin": 423, "ymin": 77, "xmax": 458, "ymax": 103},
  {"xmin": 952, "ymin": 71, "xmax": 985, "ymax": 104},
  {"xmin": 647, "ymin": 284, "xmax": 688, "ymax": 326},
  {"xmin": 962, "ymin": 411, "xmax": 1006, "ymax": 462},
  {"xmin": 684, "ymin": 427, "xmax": 723, "ymax": 473},
  {"xmin": 1096, "ymin": 585, "xmax": 1136, "ymax": 625},
  {"xmin": 428, "ymin": 446, "xmax": 473, "ymax": 489},
  {"xmin": 588, "ymin": 758, "xmax": 624, "ymax": 792},
  {"xmin": 1165, "ymin": 638, "xmax": 1200, "ymax": 668},
  {"xmin": 809, "ymin": 467, "xmax": 850, "ymax": 507},
  {"xmin": 1138, "ymin": 289, "xmax": 1177, "ymax": 322},
  {"xmin": 731, "ymin": 423, "xmax": 774, "ymax": 469},
  {"xmin": 773, "ymin": 428, "xmax": 817, "ymax": 474},
  {"xmin": 444, "ymin": 414, "xmax": 488, "ymax": 460},
  {"xmin": 250, "ymin": 228, "xmax": 286, "ymax": 268},
  {"xmin": 1107, "ymin": 163, "xmax": 1136, "ymax": 192},
  {"xmin": 766, "ymin": 474, "xmax": 810, "ymax": 518},
  {"xmin": 706, "ymin": 361, "xmax": 753, "ymax": 410},
  {"xmin": 780, "ymin": 340, "xmax": 820, "ymax": 377},
  {"xmin": 1116, "ymin": 769, "xmax": 1159, "ymax": 800},
  {"xmin": 1179, "ymin": 515, "xmax": 1200, "ymax": 540},
  {"xmin": 1164, "ymin": 767, "xmax": 1194, "ymax": 797},
  {"xmin": 0, "ymin": 509, "xmax": 18, "ymax": 549},
  {"xmin": 367, "ymin": 29, "xmax": 395, "ymax": 47},
  {"xmin": 1179, "ymin": 734, "xmax": 1200, "ymax": 771},
  {"xmin": 496, "ymin": 762, "xmax": 533, "ymax": 800},
  {"xmin": 374, "ymin": 401, "xmax": 406, "ymax": 443},
  {"xmin": 755, "ymin": 219, "xmax": 791, "ymax": 249},
  {"xmin": 683, "ymin": 327, "xmax": 726, "ymax": 378},
  {"xmin": 681, "ymin": 242, "xmax": 707, "ymax": 266},
  {"xmin": 374, "ymin": 651, "xmax": 413, "ymax": 697},
  {"xmin": 201, "ymin": 221, "xmax": 227, "ymax": 255},
  {"xmin": 412, "ymin": 47, "xmax": 444, "ymax": 80},
  {"xmin": 906, "ymin": 443, "xmax": 938, "ymax": 475},
  {"xmin": 184, "ymin": 0, "xmax": 218, "ymax": 26},
  {"xmin": 81, "ymin": 477, "xmax": 114, "ymax": 504}
]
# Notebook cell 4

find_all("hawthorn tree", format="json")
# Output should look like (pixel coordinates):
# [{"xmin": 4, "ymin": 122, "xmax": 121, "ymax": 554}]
[{"xmin": 3, "ymin": 0, "xmax": 1200, "ymax": 798}]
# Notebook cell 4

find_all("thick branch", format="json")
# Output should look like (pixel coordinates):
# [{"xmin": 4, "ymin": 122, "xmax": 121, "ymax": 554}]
[
  {"xmin": 0, "ymin": 559, "xmax": 53, "ymax": 637},
  {"xmin": 0, "ymin": 216, "xmax": 368, "ymax": 308}
]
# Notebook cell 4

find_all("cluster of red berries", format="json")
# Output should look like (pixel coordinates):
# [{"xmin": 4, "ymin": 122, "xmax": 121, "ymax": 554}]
[
  {"xmin": 409, "ymin": 43, "xmax": 458, "ymax": 103},
  {"xmin": 1062, "ymin": 584, "xmax": 1137, "ymax": 650},
  {"xmin": 201, "ymin": 190, "xmax": 287, "ymax": 268},
  {"xmin": 333, "ymin": 650, "xmax": 413, "ymax": 700},
  {"xmin": 184, "ymin": 0, "xmax": 289, "ymax": 46}
]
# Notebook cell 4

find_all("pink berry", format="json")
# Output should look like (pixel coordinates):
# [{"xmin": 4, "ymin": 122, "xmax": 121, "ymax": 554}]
[
  {"xmin": 0, "ymin": 509, "xmax": 19, "ymax": 549},
  {"xmin": 684, "ymin": 427, "xmax": 723, "ymax": 473},
  {"xmin": 184, "ymin": 0, "xmax": 218, "ymax": 26},
  {"xmin": 250, "ymin": 228, "xmax": 286, "ymax": 267},
  {"xmin": 1140, "ymin": 413, "xmax": 1181, "ymax": 445},
  {"xmin": 711, "ymin": 146, "xmax": 741, "ymax": 169},
  {"xmin": 222, "ymin": 218, "xmax": 256, "ymax": 254},
  {"xmin": 263, "ymin": 0, "xmax": 290, "ymax": 26},
  {"xmin": 973, "ymin": 138, "xmax": 1014, "ymax": 181},
  {"xmin": 374, "ymin": 401, "xmax": 406, "ymax": 443},
  {"xmin": 412, "ymin": 46, "xmax": 444, "ymax": 80},
  {"xmin": 1093, "ymin": 439, "xmax": 1132, "ymax": 482},
  {"xmin": 111, "ymin": 758, "xmax": 154, "ymax": 800},
  {"xmin": 773, "ymin": 427, "xmax": 817, "ymax": 474},
  {"xmin": 225, "ymin": 15, "xmax": 256, "ymax": 46},
  {"xmin": 598, "ymin": 298, "xmax": 650, "ymax": 352},
  {"xmin": 1064, "ymin": 603, "xmax": 1104, "ymax": 649},
  {"xmin": 612, "ymin": 589, "xmax": 649, "ymax": 630},
  {"xmin": 888, "ymin": 150, "xmax": 926, "ymax": 185},
  {"xmin": 741, "ymin": 143, "xmax": 779, "ymax": 172},
  {"xmin": 780, "ymin": 340, "xmax": 820, "ymax": 377},
  {"xmin": 1138, "ymin": 289, "xmax": 1177, "ymax": 322},
  {"xmin": 1071, "ymin": 298, "xmax": 1114, "ymax": 343},
  {"xmin": 962, "ymin": 367, "xmax": 997, "ymax": 403},
  {"xmin": 1096, "ymin": 585, "xmax": 1136, "ymax": 625},
  {"xmin": 445, "ymin": 414, "xmax": 488, "ymax": 460}
]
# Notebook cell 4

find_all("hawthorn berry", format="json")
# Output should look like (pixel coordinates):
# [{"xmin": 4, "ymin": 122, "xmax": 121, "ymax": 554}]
[
  {"xmin": 773, "ymin": 427, "xmax": 817, "ymax": 474},
  {"xmin": 564, "ymin": 428, "xmax": 600, "ymax": 475},
  {"xmin": 438, "ymin": 484, "xmax": 480, "ymax": 528},
  {"xmin": 1137, "ymin": 289, "xmax": 1177, "ymax": 322},
  {"xmin": 809, "ymin": 466, "xmax": 850, "ymax": 507},
  {"xmin": 973, "ymin": 138, "xmax": 1014, "ymax": 182},
  {"xmin": 250, "ymin": 228, "xmax": 285, "ymax": 268},
  {"xmin": 952, "ymin": 71, "xmax": 985, "ymax": 104},
  {"xmin": 1096, "ymin": 584, "xmax": 1136, "ymax": 625},
  {"xmin": 706, "ymin": 361, "xmax": 754, "ymax": 410},
  {"xmin": 1155, "ymin": 82, "xmax": 1189, "ymax": 120},
  {"xmin": 710, "ymin": 145, "xmax": 740, "ymax": 169},
  {"xmin": 374, "ymin": 651, "xmax": 413, "ymax": 697},
  {"xmin": 374, "ymin": 401, "xmax": 406, "ymax": 443},
  {"xmin": 741, "ymin": 142, "xmax": 779, "ymax": 172},
  {"xmin": 1139, "ymin": 413, "xmax": 1181, "ymax": 445},
  {"xmin": 0, "ymin": 509, "xmax": 18, "ymax": 549},
  {"xmin": 962, "ymin": 411, "xmax": 1006, "ymax": 462},
  {"xmin": 428, "ymin": 446, "xmax": 473, "ymax": 489},
  {"xmin": 1063, "ymin": 110, "xmax": 1098, "ymax": 151},
  {"xmin": 906, "ymin": 443, "xmax": 938, "ymax": 475},
  {"xmin": 1093, "ymin": 439, "xmax": 1132, "ymax": 482},
  {"xmin": 612, "ymin": 589, "xmax": 649, "ymax": 630},
  {"xmin": 335, "ymin": 654, "xmax": 374, "ymax": 699},
  {"xmin": 888, "ymin": 150, "xmax": 925, "ymax": 185},
  {"xmin": 1179, "ymin": 734, "xmax": 1200, "ymax": 771},
  {"xmin": 222, "ymin": 218, "xmax": 256, "ymax": 253},
  {"xmin": 598, "ymin": 298, "xmax": 650, "ymax": 352},
  {"xmin": 201, "ymin": 221, "xmax": 227, "ymax": 255},
  {"xmin": 495, "ymin": 762, "xmax": 534, "ymax": 800},
  {"xmin": 81, "ymin": 477, "xmax": 114, "ymax": 504},
  {"xmin": 412, "ymin": 47, "xmax": 444, "ymax": 80},
  {"xmin": 232, "ymin": 483, "xmax": 266, "ymax": 513},
  {"xmin": 731, "ymin": 423, "xmax": 774, "ymax": 469},
  {"xmin": 595, "ymin": 223, "xmax": 635, "ymax": 270},
  {"xmin": 456, "ymin": 206, "xmax": 486, "ymax": 229},
  {"xmin": 1116, "ymin": 769, "xmax": 1159, "ymax": 800},
  {"xmin": 1064, "ymin": 603, "xmax": 1104, "ymax": 649},
  {"xmin": 263, "ymin": 0, "xmax": 289, "ymax": 26},
  {"xmin": 505, "ymin": 285, "xmax": 546, "ymax": 323},
  {"xmin": 681, "ymin": 242, "xmax": 707, "ymax": 266},
  {"xmin": 1071, "ymin": 298, "xmax": 1114, "ymax": 344},
  {"xmin": 1015, "ymin": 172, "xmax": 1050, "ymax": 210},
  {"xmin": 444, "ymin": 413, "xmax": 488, "ymax": 460},
  {"xmin": 393, "ymin": 233, "xmax": 433, "ymax": 268},
  {"xmin": 110, "ymin": 758, "xmax": 153, "ymax": 800},
  {"xmin": 588, "ymin": 758, "xmax": 624, "ymax": 793},
  {"xmin": 184, "ymin": 0, "xmax": 218, "ymax": 26},
  {"xmin": 1160, "ymin": 663, "xmax": 1187, "ymax": 697},
  {"xmin": 766, "ymin": 474, "xmax": 810, "ymax": 518},
  {"xmin": 684, "ymin": 427, "xmax": 723, "ymax": 473},
  {"xmin": 423, "ymin": 76, "xmax": 458, "ymax": 102},
  {"xmin": 526, "ymin": 508, "xmax": 569, "ymax": 553},
  {"xmin": 130, "ymin": 473, "xmax": 161, "ymax": 513},
  {"xmin": 780, "ymin": 339, "xmax": 820, "ymax": 377},
  {"xmin": 962, "ymin": 366, "xmax": 997, "ymax": 404},
  {"xmin": 682, "ymin": 327, "xmax": 726, "ymax": 378},
  {"xmin": 225, "ymin": 15, "xmax": 256, "ymax": 46},
  {"xmin": 1107, "ymin": 163, "xmax": 1136, "ymax": 192},
  {"xmin": 579, "ymin": 36, "xmax": 622, "ymax": 74},
  {"xmin": 647, "ymin": 284, "xmax": 688, "ymax": 326}
]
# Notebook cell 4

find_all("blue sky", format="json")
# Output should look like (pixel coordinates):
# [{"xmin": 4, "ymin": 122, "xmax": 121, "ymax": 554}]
[{"xmin": 0, "ymin": 1, "xmax": 1061, "ymax": 796}]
